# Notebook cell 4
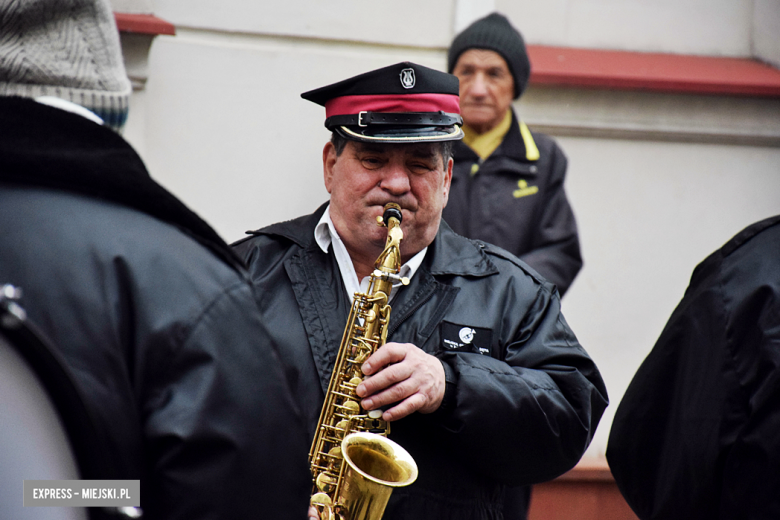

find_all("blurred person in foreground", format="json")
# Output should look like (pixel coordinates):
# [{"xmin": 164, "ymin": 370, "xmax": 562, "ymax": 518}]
[
  {"xmin": 444, "ymin": 12, "xmax": 582, "ymax": 298},
  {"xmin": 607, "ymin": 215, "xmax": 780, "ymax": 519},
  {"xmin": 0, "ymin": 0, "xmax": 310, "ymax": 518},
  {"xmin": 232, "ymin": 61, "xmax": 608, "ymax": 520}
]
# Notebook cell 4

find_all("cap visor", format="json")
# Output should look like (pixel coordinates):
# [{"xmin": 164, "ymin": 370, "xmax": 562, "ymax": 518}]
[{"xmin": 334, "ymin": 125, "xmax": 463, "ymax": 143}]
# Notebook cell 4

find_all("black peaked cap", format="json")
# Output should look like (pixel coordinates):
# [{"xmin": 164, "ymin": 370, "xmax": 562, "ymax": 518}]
[
  {"xmin": 301, "ymin": 62, "xmax": 459, "ymax": 104},
  {"xmin": 301, "ymin": 62, "xmax": 463, "ymax": 143}
]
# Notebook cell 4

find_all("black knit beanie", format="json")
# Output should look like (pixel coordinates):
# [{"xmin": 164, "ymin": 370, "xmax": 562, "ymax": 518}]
[{"xmin": 447, "ymin": 12, "xmax": 530, "ymax": 99}]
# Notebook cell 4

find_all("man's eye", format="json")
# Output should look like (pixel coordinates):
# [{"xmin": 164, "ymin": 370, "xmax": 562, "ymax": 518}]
[
  {"xmin": 410, "ymin": 163, "xmax": 433, "ymax": 173},
  {"xmin": 361, "ymin": 157, "xmax": 382, "ymax": 167}
]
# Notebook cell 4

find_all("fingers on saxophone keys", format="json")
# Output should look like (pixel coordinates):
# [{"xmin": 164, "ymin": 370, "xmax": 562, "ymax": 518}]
[
  {"xmin": 363, "ymin": 342, "xmax": 409, "ymax": 375},
  {"xmin": 382, "ymin": 393, "xmax": 426, "ymax": 422},
  {"xmin": 358, "ymin": 364, "xmax": 409, "ymax": 402}
]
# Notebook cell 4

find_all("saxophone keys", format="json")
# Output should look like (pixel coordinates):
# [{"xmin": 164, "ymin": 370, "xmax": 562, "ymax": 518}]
[
  {"xmin": 353, "ymin": 351, "xmax": 369, "ymax": 365},
  {"xmin": 342, "ymin": 400, "xmax": 360, "ymax": 415},
  {"xmin": 312, "ymin": 490, "xmax": 334, "ymax": 504},
  {"xmin": 349, "ymin": 376, "xmax": 363, "ymax": 387},
  {"xmin": 315, "ymin": 473, "xmax": 337, "ymax": 494}
]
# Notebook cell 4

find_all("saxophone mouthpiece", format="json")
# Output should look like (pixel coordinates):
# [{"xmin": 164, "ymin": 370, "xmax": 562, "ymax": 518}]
[{"xmin": 382, "ymin": 203, "xmax": 403, "ymax": 226}]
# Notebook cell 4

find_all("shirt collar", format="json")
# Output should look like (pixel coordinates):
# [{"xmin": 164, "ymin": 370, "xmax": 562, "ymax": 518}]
[
  {"xmin": 34, "ymin": 96, "xmax": 104, "ymax": 126},
  {"xmin": 315, "ymin": 204, "xmax": 427, "ymax": 300}
]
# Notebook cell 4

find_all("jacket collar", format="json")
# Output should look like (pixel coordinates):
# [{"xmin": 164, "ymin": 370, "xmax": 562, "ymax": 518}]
[
  {"xmin": 0, "ymin": 96, "xmax": 244, "ymax": 273},
  {"xmin": 251, "ymin": 202, "xmax": 497, "ymax": 278},
  {"xmin": 249, "ymin": 202, "xmax": 328, "ymax": 249}
]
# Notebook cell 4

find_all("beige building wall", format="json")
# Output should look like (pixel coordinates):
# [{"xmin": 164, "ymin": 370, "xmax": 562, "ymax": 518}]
[{"xmin": 120, "ymin": 0, "xmax": 780, "ymax": 457}]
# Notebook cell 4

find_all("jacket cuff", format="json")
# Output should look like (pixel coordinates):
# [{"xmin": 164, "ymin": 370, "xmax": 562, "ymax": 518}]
[{"xmin": 437, "ymin": 357, "xmax": 458, "ymax": 413}]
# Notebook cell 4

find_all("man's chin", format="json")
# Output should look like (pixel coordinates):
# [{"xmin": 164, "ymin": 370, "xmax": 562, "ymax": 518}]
[{"xmin": 462, "ymin": 111, "xmax": 498, "ymax": 130}]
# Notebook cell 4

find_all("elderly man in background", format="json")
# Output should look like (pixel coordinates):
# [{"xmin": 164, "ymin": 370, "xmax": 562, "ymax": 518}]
[
  {"xmin": 0, "ymin": 1, "xmax": 310, "ymax": 518},
  {"xmin": 233, "ymin": 61, "xmax": 607, "ymax": 520},
  {"xmin": 444, "ymin": 13, "xmax": 582, "ymax": 298},
  {"xmin": 443, "ymin": 13, "xmax": 585, "ymax": 519}
]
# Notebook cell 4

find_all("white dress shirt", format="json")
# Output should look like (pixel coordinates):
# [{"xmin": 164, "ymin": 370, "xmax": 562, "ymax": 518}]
[{"xmin": 314, "ymin": 204, "xmax": 426, "ymax": 303}]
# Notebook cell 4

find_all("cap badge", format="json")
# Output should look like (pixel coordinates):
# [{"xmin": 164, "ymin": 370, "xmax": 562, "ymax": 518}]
[{"xmin": 400, "ymin": 68, "xmax": 416, "ymax": 89}]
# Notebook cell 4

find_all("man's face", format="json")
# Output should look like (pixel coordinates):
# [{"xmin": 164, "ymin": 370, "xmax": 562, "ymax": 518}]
[
  {"xmin": 452, "ymin": 48, "xmax": 515, "ymax": 135},
  {"xmin": 323, "ymin": 140, "xmax": 453, "ymax": 263}
]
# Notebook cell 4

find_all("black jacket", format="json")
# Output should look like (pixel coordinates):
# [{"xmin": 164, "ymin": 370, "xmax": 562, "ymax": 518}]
[
  {"xmin": 233, "ymin": 204, "xmax": 608, "ymax": 520},
  {"xmin": 607, "ymin": 215, "xmax": 780, "ymax": 520},
  {"xmin": 443, "ymin": 110, "xmax": 582, "ymax": 296},
  {"xmin": 0, "ymin": 97, "xmax": 311, "ymax": 520}
]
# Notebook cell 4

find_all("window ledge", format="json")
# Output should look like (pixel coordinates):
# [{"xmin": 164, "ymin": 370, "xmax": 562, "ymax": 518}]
[{"xmin": 528, "ymin": 45, "xmax": 780, "ymax": 98}]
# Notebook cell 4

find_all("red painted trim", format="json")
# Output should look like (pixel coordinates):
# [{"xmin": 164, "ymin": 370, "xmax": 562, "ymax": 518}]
[
  {"xmin": 325, "ymin": 93, "xmax": 461, "ymax": 117},
  {"xmin": 114, "ymin": 13, "xmax": 175, "ymax": 36},
  {"xmin": 555, "ymin": 457, "xmax": 614, "ymax": 483},
  {"xmin": 527, "ymin": 45, "xmax": 780, "ymax": 97}
]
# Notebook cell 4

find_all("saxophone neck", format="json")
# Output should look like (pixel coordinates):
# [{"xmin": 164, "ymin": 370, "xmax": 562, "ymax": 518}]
[{"xmin": 374, "ymin": 203, "xmax": 404, "ymax": 275}]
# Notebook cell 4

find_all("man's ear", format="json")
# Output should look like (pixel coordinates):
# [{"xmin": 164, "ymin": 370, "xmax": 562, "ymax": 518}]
[
  {"xmin": 323, "ymin": 141, "xmax": 337, "ymax": 194},
  {"xmin": 441, "ymin": 157, "xmax": 453, "ymax": 207}
]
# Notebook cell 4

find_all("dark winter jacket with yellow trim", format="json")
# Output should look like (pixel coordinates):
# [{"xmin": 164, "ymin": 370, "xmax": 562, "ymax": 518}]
[
  {"xmin": 233, "ymin": 203, "xmax": 608, "ymax": 520},
  {"xmin": 443, "ymin": 109, "xmax": 582, "ymax": 296}
]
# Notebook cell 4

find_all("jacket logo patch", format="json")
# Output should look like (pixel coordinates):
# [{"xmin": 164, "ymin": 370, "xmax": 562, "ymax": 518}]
[
  {"xmin": 459, "ymin": 327, "xmax": 475, "ymax": 344},
  {"xmin": 400, "ymin": 68, "xmax": 416, "ymax": 89},
  {"xmin": 441, "ymin": 321, "xmax": 492, "ymax": 355},
  {"xmin": 513, "ymin": 179, "xmax": 538, "ymax": 199}
]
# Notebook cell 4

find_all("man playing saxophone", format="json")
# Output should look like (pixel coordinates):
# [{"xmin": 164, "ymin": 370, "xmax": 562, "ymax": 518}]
[{"xmin": 232, "ymin": 62, "xmax": 608, "ymax": 520}]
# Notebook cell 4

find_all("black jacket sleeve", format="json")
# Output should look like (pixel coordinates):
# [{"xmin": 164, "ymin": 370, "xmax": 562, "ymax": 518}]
[
  {"xmin": 607, "ymin": 216, "xmax": 780, "ymax": 520},
  {"xmin": 142, "ymin": 282, "xmax": 312, "ymax": 520},
  {"xmin": 434, "ymin": 254, "xmax": 607, "ymax": 486}
]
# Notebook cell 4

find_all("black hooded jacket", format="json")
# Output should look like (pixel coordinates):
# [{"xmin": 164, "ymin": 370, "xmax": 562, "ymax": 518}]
[{"xmin": 0, "ymin": 97, "xmax": 311, "ymax": 520}]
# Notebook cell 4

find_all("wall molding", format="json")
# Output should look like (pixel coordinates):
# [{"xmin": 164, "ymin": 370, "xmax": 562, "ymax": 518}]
[
  {"xmin": 519, "ymin": 85, "xmax": 780, "ymax": 147},
  {"xmin": 115, "ymin": 13, "xmax": 175, "ymax": 36},
  {"xmin": 114, "ymin": 13, "xmax": 175, "ymax": 91},
  {"xmin": 527, "ymin": 45, "xmax": 780, "ymax": 98}
]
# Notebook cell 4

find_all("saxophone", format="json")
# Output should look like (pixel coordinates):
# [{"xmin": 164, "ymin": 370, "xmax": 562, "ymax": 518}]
[{"xmin": 309, "ymin": 203, "xmax": 418, "ymax": 520}]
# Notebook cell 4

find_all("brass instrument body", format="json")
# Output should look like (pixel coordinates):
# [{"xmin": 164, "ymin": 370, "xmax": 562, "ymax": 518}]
[{"xmin": 309, "ymin": 203, "xmax": 418, "ymax": 520}]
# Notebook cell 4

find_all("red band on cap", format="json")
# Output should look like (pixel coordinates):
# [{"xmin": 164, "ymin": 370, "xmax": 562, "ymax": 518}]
[{"xmin": 325, "ymin": 93, "xmax": 461, "ymax": 117}]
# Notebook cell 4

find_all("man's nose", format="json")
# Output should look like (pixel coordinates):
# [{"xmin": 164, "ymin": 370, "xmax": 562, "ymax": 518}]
[
  {"xmin": 380, "ymin": 166, "xmax": 411, "ymax": 195},
  {"xmin": 467, "ymin": 73, "xmax": 489, "ymax": 98}
]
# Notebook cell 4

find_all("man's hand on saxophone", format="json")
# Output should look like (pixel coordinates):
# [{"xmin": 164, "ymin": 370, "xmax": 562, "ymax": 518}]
[{"xmin": 356, "ymin": 342, "xmax": 447, "ymax": 420}]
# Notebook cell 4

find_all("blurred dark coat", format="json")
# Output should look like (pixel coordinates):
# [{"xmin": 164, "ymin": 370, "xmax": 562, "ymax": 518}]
[
  {"xmin": 443, "ymin": 110, "xmax": 582, "ymax": 296},
  {"xmin": 607, "ymin": 215, "xmax": 780, "ymax": 520},
  {"xmin": 0, "ymin": 97, "xmax": 311, "ymax": 520},
  {"xmin": 234, "ymin": 204, "xmax": 608, "ymax": 520}
]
